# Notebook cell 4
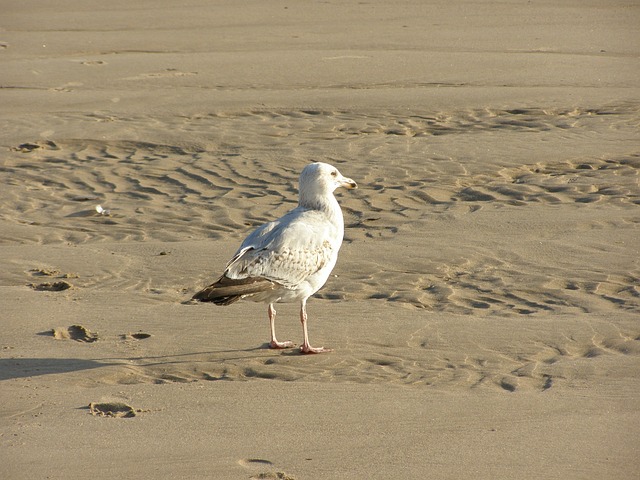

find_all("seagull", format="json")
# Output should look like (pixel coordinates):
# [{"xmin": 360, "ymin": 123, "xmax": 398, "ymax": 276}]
[{"xmin": 192, "ymin": 162, "xmax": 357, "ymax": 354}]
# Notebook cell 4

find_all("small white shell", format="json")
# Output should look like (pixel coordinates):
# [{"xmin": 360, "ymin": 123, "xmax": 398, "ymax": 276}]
[{"xmin": 95, "ymin": 205, "xmax": 111, "ymax": 216}]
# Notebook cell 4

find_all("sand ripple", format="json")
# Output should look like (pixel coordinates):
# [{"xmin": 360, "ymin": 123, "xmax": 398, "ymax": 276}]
[{"xmin": 2, "ymin": 105, "xmax": 638, "ymax": 317}]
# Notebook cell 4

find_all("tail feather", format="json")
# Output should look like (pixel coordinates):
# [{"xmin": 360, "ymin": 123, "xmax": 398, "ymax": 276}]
[{"xmin": 192, "ymin": 276, "xmax": 277, "ymax": 306}]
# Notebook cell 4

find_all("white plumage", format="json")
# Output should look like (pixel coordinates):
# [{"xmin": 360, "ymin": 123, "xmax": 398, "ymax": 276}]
[{"xmin": 193, "ymin": 162, "xmax": 357, "ymax": 353}]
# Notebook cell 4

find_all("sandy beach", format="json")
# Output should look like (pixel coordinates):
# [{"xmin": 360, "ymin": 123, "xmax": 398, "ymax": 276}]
[{"xmin": 1, "ymin": 1, "xmax": 639, "ymax": 478}]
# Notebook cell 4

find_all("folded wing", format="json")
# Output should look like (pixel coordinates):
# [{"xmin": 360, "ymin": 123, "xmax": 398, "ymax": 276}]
[{"xmin": 192, "ymin": 208, "xmax": 337, "ymax": 304}]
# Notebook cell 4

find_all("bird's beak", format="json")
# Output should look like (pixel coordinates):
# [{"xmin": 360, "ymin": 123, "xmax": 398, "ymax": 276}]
[{"xmin": 340, "ymin": 177, "xmax": 358, "ymax": 189}]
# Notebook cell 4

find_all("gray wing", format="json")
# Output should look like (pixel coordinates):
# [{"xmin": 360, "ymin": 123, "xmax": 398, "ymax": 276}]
[{"xmin": 224, "ymin": 208, "xmax": 339, "ymax": 289}]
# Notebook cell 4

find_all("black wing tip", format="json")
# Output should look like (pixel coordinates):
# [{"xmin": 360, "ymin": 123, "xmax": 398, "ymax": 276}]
[
  {"xmin": 191, "ymin": 287, "xmax": 239, "ymax": 305},
  {"xmin": 191, "ymin": 276, "xmax": 277, "ymax": 306}
]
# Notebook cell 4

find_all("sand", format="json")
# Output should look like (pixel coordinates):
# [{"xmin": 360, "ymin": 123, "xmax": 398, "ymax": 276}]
[{"xmin": 1, "ymin": 1, "xmax": 639, "ymax": 478}]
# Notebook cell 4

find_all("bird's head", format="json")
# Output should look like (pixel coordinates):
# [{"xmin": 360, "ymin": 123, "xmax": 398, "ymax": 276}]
[{"xmin": 299, "ymin": 162, "xmax": 357, "ymax": 201}]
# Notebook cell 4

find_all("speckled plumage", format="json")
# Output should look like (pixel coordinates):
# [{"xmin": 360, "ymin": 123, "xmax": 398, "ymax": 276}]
[{"xmin": 193, "ymin": 162, "xmax": 357, "ymax": 353}]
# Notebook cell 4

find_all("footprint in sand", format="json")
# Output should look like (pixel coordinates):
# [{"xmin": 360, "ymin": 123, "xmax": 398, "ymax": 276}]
[
  {"xmin": 12, "ymin": 140, "xmax": 59, "ymax": 153},
  {"xmin": 120, "ymin": 332, "xmax": 152, "ymax": 340},
  {"xmin": 46, "ymin": 326, "xmax": 151, "ymax": 343},
  {"xmin": 28, "ymin": 268, "xmax": 78, "ymax": 291},
  {"xmin": 50, "ymin": 325, "xmax": 98, "ymax": 342},
  {"xmin": 238, "ymin": 459, "xmax": 296, "ymax": 480},
  {"xmin": 29, "ymin": 268, "xmax": 61, "ymax": 277},
  {"xmin": 30, "ymin": 281, "xmax": 72, "ymax": 292},
  {"xmin": 88, "ymin": 402, "xmax": 139, "ymax": 418},
  {"xmin": 238, "ymin": 459, "xmax": 274, "ymax": 469}
]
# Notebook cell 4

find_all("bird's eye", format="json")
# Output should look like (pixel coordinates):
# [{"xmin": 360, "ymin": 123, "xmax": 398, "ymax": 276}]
[{"xmin": 331, "ymin": 170, "xmax": 337, "ymax": 177}]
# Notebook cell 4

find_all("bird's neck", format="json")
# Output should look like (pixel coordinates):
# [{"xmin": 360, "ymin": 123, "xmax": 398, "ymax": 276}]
[{"xmin": 299, "ymin": 193, "xmax": 343, "ymax": 223}]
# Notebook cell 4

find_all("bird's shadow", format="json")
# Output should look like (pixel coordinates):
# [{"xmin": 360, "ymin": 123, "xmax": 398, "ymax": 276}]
[
  {"xmin": 0, "ymin": 358, "xmax": 110, "ymax": 381},
  {"xmin": 0, "ymin": 345, "xmax": 305, "ymax": 381},
  {"xmin": 258, "ymin": 343, "xmax": 306, "ymax": 356}
]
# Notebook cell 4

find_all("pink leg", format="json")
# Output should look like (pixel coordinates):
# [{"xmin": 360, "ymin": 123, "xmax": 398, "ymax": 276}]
[
  {"xmin": 299, "ymin": 299, "xmax": 332, "ymax": 354},
  {"xmin": 268, "ymin": 304, "xmax": 293, "ymax": 349}
]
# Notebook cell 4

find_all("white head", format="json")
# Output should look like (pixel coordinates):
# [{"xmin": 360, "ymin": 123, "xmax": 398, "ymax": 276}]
[{"xmin": 298, "ymin": 162, "xmax": 357, "ymax": 209}]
